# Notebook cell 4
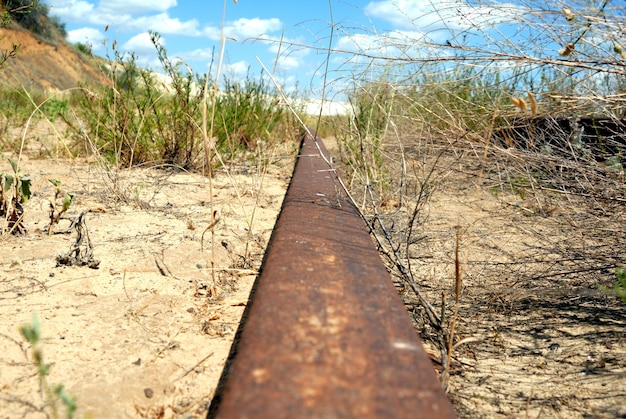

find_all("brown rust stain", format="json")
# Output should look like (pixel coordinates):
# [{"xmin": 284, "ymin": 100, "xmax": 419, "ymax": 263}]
[{"xmin": 211, "ymin": 129, "xmax": 457, "ymax": 418}]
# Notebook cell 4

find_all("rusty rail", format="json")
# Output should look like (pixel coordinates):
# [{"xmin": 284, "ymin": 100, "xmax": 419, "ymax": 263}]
[{"xmin": 209, "ymin": 130, "xmax": 456, "ymax": 418}]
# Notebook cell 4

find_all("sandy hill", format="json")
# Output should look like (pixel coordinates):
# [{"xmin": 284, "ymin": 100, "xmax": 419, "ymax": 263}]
[{"xmin": 0, "ymin": 25, "xmax": 106, "ymax": 92}]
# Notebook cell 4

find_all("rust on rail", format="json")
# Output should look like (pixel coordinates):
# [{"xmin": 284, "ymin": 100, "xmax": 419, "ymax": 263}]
[{"xmin": 210, "ymin": 130, "xmax": 456, "ymax": 418}]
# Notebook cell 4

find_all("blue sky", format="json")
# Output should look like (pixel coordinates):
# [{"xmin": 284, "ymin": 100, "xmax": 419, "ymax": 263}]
[
  {"xmin": 44, "ymin": 0, "xmax": 620, "ymax": 101},
  {"xmin": 43, "ymin": 0, "xmax": 525, "ymax": 99}
]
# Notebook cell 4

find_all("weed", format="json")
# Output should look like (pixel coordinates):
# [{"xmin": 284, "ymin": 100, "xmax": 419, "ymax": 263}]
[
  {"xmin": 338, "ymin": 82, "xmax": 394, "ymax": 196},
  {"xmin": 0, "ymin": 88, "xmax": 35, "ymax": 123},
  {"xmin": 0, "ymin": 3, "xmax": 19, "ymax": 68},
  {"xmin": 214, "ymin": 72, "xmax": 287, "ymax": 162},
  {"xmin": 0, "ymin": 158, "xmax": 31, "ymax": 235},
  {"xmin": 56, "ymin": 210, "xmax": 100, "ymax": 269},
  {"xmin": 19, "ymin": 314, "xmax": 77, "ymax": 419},
  {"xmin": 301, "ymin": 113, "xmax": 349, "ymax": 139},
  {"xmin": 0, "ymin": 42, "xmax": 19, "ymax": 69},
  {"xmin": 601, "ymin": 267, "xmax": 626, "ymax": 303},
  {"xmin": 40, "ymin": 97, "xmax": 69, "ymax": 121},
  {"xmin": 509, "ymin": 176, "xmax": 530, "ymax": 200},
  {"xmin": 150, "ymin": 32, "xmax": 205, "ymax": 168},
  {"xmin": 615, "ymin": 267, "xmax": 626, "ymax": 303},
  {"xmin": 72, "ymin": 31, "xmax": 293, "ymax": 173},
  {"xmin": 47, "ymin": 178, "xmax": 74, "ymax": 235},
  {"xmin": 74, "ymin": 41, "xmax": 92, "ymax": 56},
  {"xmin": 74, "ymin": 48, "xmax": 171, "ymax": 168}
]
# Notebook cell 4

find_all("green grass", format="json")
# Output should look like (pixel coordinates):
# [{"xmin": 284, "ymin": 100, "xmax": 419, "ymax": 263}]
[
  {"xmin": 69, "ymin": 32, "xmax": 297, "ymax": 171},
  {"xmin": 20, "ymin": 314, "xmax": 76, "ymax": 419}
]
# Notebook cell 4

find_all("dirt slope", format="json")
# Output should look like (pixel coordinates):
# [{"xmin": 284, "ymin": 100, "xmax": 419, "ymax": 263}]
[{"xmin": 0, "ymin": 25, "xmax": 106, "ymax": 91}]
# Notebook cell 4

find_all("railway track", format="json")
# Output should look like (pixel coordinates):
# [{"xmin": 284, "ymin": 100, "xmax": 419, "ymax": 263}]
[{"xmin": 209, "ymin": 130, "xmax": 456, "ymax": 418}]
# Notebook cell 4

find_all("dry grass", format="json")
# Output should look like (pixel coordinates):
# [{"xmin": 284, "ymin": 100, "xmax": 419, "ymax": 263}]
[
  {"xmin": 310, "ymin": 5, "xmax": 626, "ymax": 414},
  {"xmin": 332, "ymin": 123, "xmax": 626, "ymax": 416}
]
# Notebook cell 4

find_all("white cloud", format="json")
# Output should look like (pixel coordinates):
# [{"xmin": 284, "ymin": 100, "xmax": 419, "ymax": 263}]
[
  {"xmin": 275, "ymin": 56, "xmax": 300, "ymax": 71},
  {"xmin": 336, "ymin": 30, "xmax": 428, "ymax": 60},
  {"xmin": 266, "ymin": 40, "xmax": 310, "ymax": 71},
  {"xmin": 47, "ymin": 0, "xmax": 96, "ymax": 23},
  {"xmin": 337, "ymin": 33, "xmax": 383, "ymax": 53},
  {"xmin": 179, "ymin": 48, "xmax": 217, "ymax": 62},
  {"xmin": 47, "ymin": 0, "xmax": 197, "ymax": 36},
  {"xmin": 223, "ymin": 61, "xmax": 249, "ymax": 78},
  {"xmin": 96, "ymin": 0, "xmax": 177, "ymax": 15},
  {"xmin": 67, "ymin": 27, "xmax": 105, "ymax": 51},
  {"xmin": 122, "ymin": 32, "xmax": 163, "ymax": 54},
  {"xmin": 203, "ymin": 17, "xmax": 282, "ymax": 41},
  {"xmin": 126, "ymin": 13, "xmax": 200, "ymax": 35},
  {"xmin": 365, "ymin": 0, "xmax": 516, "ymax": 32},
  {"xmin": 230, "ymin": 17, "xmax": 281, "ymax": 39}
]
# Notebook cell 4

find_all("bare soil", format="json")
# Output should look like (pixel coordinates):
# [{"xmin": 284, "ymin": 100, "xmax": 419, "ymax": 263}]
[
  {"xmin": 3, "ymin": 16, "xmax": 624, "ymax": 419},
  {"xmin": 0, "ymin": 121, "xmax": 296, "ymax": 417},
  {"xmin": 0, "ymin": 26, "xmax": 107, "ymax": 91},
  {"xmin": 1, "ymin": 123, "xmax": 625, "ymax": 419},
  {"xmin": 418, "ymin": 186, "xmax": 626, "ymax": 418},
  {"xmin": 389, "ymin": 140, "xmax": 626, "ymax": 418}
]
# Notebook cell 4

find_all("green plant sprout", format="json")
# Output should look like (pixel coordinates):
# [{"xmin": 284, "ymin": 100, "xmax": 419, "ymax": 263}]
[
  {"xmin": 610, "ymin": 267, "xmax": 626, "ymax": 303},
  {"xmin": 19, "ymin": 314, "xmax": 77, "ymax": 419},
  {"xmin": 0, "ymin": 158, "xmax": 32, "ymax": 235},
  {"xmin": 47, "ymin": 179, "xmax": 74, "ymax": 235},
  {"xmin": 40, "ymin": 97, "xmax": 69, "ymax": 121}
]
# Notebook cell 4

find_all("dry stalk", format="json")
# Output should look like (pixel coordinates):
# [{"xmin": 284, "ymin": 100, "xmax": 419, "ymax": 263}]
[
  {"xmin": 174, "ymin": 352, "xmax": 215, "ymax": 382},
  {"xmin": 441, "ymin": 225, "xmax": 464, "ymax": 391},
  {"xmin": 476, "ymin": 108, "xmax": 500, "ymax": 189},
  {"xmin": 19, "ymin": 86, "xmax": 76, "ymax": 161},
  {"xmin": 200, "ymin": 0, "xmax": 230, "ymax": 293}
]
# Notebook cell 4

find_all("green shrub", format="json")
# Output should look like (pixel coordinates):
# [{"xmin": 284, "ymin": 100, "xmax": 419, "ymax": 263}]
[
  {"xmin": 0, "ymin": 87, "xmax": 32, "ymax": 121},
  {"xmin": 337, "ymin": 81, "xmax": 394, "ymax": 193},
  {"xmin": 0, "ymin": 87, "xmax": 68, "ymax": 124},
  {"xmin": 214, "ymin": 72, "xmax": 287, "ymax": 160},
  {"xmin": 0, "ymin": 6, "xmax": 19, "ymax": 69},
  {"xmin": 72, "ymin": 32, "xmax": 294, "ymax": 171},
  {"xmin": 40, "ymin": 97, "xmax": 68, "ymax": 120},
  {"xmin": 72, "ymin": 35, "xmax": 199, "ymax": 168},
  {"xmin": 74, "ymin": 55, "xmax": 164, "ymax": 167},
  {"xmin": 74, "ymin": 42, "xmax": 92, "ymax": 56},
  {"xmin": 48, "ymin": 14, "xmax": 66, "ymax": 38},
  {"xmin": 4, "ymin": 0, "xmax": 54, "ymax": 39}
]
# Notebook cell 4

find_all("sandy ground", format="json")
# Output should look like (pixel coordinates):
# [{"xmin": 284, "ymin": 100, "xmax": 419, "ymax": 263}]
[
  {"xmin": 0, "ymin": 135, "xmax": 295, "ymax": 417},
  {"xmin": 387, "ymin": 143, "xmax": 626, "ymax": 419},
  {"xmin": 1, "ymin": 15, "xmax": 624, "ymax": 419},
  {"xmin": 416, "ymin": 187, "xmax": 626, "ymax": 418},
  {"xmin": 1, "ymin": 123, "xmax": 625, "ymax": 419}
]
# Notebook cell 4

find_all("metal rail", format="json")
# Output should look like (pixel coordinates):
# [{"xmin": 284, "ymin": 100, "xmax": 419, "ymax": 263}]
[{"xmin": 209, "ymin": 130, "xmax": 457, "ymax": 418}]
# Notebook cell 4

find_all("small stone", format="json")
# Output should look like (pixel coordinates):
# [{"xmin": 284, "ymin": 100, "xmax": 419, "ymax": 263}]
[
  {"xmin": 548, "ymin": 343, "xmax": 560, "ymax": 351},
  {"xmin": 144, "ymin": 388, "xmax": 153, "ymax": 398}
]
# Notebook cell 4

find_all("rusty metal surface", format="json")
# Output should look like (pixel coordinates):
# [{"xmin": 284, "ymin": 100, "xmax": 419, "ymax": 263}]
[{"xmin": 211, "ymin": 130, "xmax": 457, "ymax": 418}]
